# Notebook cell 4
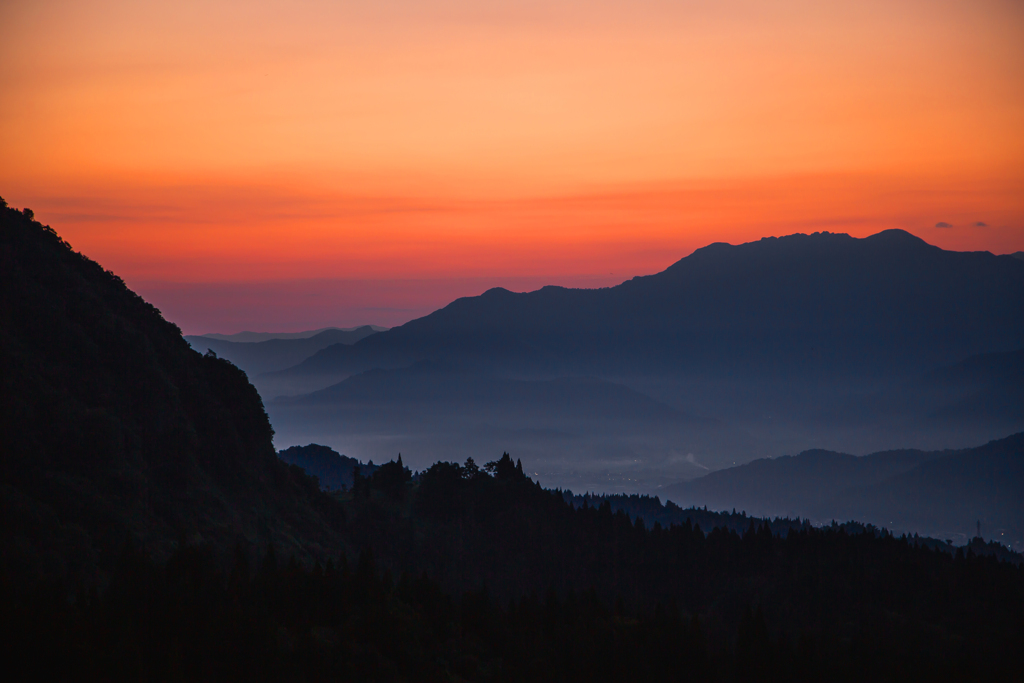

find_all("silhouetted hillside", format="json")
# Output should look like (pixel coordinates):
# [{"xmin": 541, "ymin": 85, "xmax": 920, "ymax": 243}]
[
  {"xmin": 199, "ymin": 326, "xmax": 387, "ymax": 343},
  {"xmin": 283, "ymin": 361, "xmax": 687, "ymax": 421},
  {"xmin": 5, "ymin": 199, "xmax": 1023, "ymax": 679},
  {"xmin": 833, "ymin": 433, "xmax": 1024, "ymax": 546},
  {"xmin": 267, "ymin": 362, "xmax": 743, "ymax": 486},
  {"xmin": 663, "ymin": 434, "xmax": 1024, "ymax": 549},
  {"xmin": 818, "ymin": 348, "xmax": 1024, "ymax": 433},
  {"xmin": 663, "ymin": 448, "xmax": 938, "ymax": 517},
  {"xmin": 269, "ymin": 230, "xmax": 1024, "ymax": 385},
  {"xmin": 0, "ymin": 200, "xmax": 344, "ymax": 584},
  {"xmin": 8, "ymin": 459, "xmax": 1024, "ymax": 680},
  {"xmin": 185, "ymin": 325, "xmax": 379, "ymax": 377},
  {"xmin": 923, "ymin": 348, "xmax": 1024, "ymax": 423},
  {"xmin": 277, "ymin": 444, "xmax": 379, "ymax": 491},
  {"xmin": 261, "ymin": 230, "xmax": 1024, "ymax": 466}
]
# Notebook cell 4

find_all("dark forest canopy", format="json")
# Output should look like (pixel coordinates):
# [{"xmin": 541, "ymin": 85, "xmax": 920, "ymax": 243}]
[
  {"xmin": 4, "ymin": 453, "xmax": 1022, "ymax": 681},
  {"xmin": 2, "ymin": 199, "xmax": 1022, "ymax": 680},
  {"xmin": 0, "ymin": 199, "xmax": 345, "ymax": 585}
]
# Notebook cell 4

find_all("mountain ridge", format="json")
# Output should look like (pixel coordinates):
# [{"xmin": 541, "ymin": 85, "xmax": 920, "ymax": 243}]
[
  {"xmin": 267, "ymin": 229, "xmax": 1024, "ymax": 387},
  {"xmin": 663, "ymin": 433, "xmax": 1024, "ymax": 548},
  {"xmin": 0, "ymin": 201, "xmax": 345, "ymax": 584},
  {"xmin": 186, "ymin": 325, "xmax": 380, "ymax": 376}
]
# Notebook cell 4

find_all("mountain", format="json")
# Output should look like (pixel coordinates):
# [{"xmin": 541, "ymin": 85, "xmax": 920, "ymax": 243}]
[
  {"xmin": 805, "ymin": 348, "xmax": 1024, "ymax": 452},
  {"xmin": 10, "ymin": 453, "xmax": 1024, "ymax": 680},
  {"xmin": 661, "ymin": 448, "xmax": 940, "ymax": 518},
  {"xmin": 834, "ymin": 433, "xmax": 1024, "ymax": 545},
  {"xmin": 185, "ymin": 325, "xmax": 380, "ymax": 378},
  {"xmin": 3, "ymin": 199, "xmax": 1022, "ymax": 680},
  {"xmin": 198, "ymin": 326, "xmax": 387, "ymax": 343},
  {"xmin": 267, "ymin": 362, "xmax": 744, "ymax": 489},
  {"xmin": 267, "ymin": 230, "xmax": 1024, "ymax": 388},
  {"xmin": 261, "ymin": 230, "xmax": 1024, "ymax": 469},
  {"xmin": 663, "ymin": 433, "xmax": 1024, "ymax": 549},
  {"xmin": 924, "ymin": 348, "xmax": 1024, "ymax": 423},
  {"xmin": 283, "ymin": 361, "xmax": 687, "ymax": 421},
  {"xmin": 277, "ymin": 443, "xmax": 378, "ymax": 491},
  {"xmin": 0, "ymin": 201, "xmax": 344, "ymax": 584},
  {"xmin": 1011, "ymin": 251, "xmax": 1024, "ymax": 261}
]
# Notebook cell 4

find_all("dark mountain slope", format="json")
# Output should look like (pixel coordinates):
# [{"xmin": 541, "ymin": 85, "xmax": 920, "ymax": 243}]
[
  {"xmin": 277, "ymin": 443, "xmax": 378, "ymax": 491},
  {"xmin": 270, "ymin": 230, "xmax": 1024, "ymax": 385},
  {"xmin": 923, "ymin": 347, "xmax": 1024, "ymax": 423},
  {"xmin": 0, "ymin": 200, "xmax": 343, "ymax": 584},
  {"xmin": 661, "ymin": 447, "xmax": 938, "ymax": 519},
  {"xmin": 664, "ymin": 433, "xmax": 1024, "ymax": 548},
  {"xmin": 267, "ymin": 362, "xmax": 739, "ymax": 487},
  {"xmin": 185, "ymin": 325, "xmax": 379, "ymax": 376},
  {"xmin": 821, "ymin": 347, "xmax": 1024, "ymax": 426},
  {"xmin": 832, "ymin": 433, "xmax": 1024, "ymax": 544},
  {"xmin": 284, "ymin": 361, "xmax": 688, "ymax": 422},
  {"xmin": 200, "ymin": 325, "xmax": 386, "ymax": 343}
]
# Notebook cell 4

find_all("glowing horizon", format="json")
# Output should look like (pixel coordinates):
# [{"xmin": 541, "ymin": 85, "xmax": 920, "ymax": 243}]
[{"xmin": 1, "ymin": 0, "xmax": 1022, "ymax": 332}]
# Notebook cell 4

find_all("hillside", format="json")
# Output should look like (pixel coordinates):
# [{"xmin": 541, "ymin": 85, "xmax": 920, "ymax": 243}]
[
  {"xmin": 277, "ymin": 443, "xmax": 379, "ymax": 491},
  {"xmin": 259, "ymin": 230, "xmax": 1024, "ymax": 466},
  {"xmin": 11, "ymin": 453, "xmax": 1019, "ymax": 681},
  {"xmin": 0, "ymin": 201, "xmax": 344, "ymax": 584},
  {"xmin": 3, "ymin": 199, "xmax": 1022, "ymax": 679},
  {"xmin": 267, "ymin": 362, "xmax": 743, "ymax": 487},
  {"xmin": 199, "ymin": 326, "xmax": 387, "ymax": 343},
  {"xmin": 663, "ymin": 434, "xmax": 1024, "ymax": 549},
  {"xmin": 268, "ymin": 230, "xmax": 1024, "ymax": 385},
  {"xmin": 185, "ymin": 325, "xmax": 380, "ymax": 377}
]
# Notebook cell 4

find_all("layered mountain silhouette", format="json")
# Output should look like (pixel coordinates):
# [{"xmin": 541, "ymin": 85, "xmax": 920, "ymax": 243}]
[
  {"xmin": 277, "ymin": 443, "xmax": 378, "ymax": 491},
  {"xmin": 280, "ymin": 361, "xmax": 688, "ymax": 422},
  {"xmin": 267, "ymin": 362, "xmax": 750, "ymax": 489},
  {"xmin": 5, "ymin": 198, "xmax": 1023, "ymax": 679},
  {"xmin": 185, "ymin": 325, "xmax": 380, "ymax": 377},
  {"xmin": 0, "ymin": 202, "xmax": 344, "ymax": 584},
  {"xmin": 265, "ymin": 230, "xmax": 1024, "ymax": 479},
  {"xmin": 663, "ymin": 433, "xmax": 1024, "ymax": 548},
  {"xmin": 198, "ymin": 326, "xmax": 387, "ymax": 343},
  {"xmin": 266, "ymin": 230, "xmax": 1024, "ymax": 388}
]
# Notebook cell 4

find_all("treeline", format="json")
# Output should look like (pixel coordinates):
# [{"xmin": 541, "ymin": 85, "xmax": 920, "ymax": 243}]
[
  {"xmin": 3, "ymin": 453, "xmax": 1023, "ymax": 680},
  {"xmin": 563, "ymin": 491, "xmax": 1022, "ymax": 565}
]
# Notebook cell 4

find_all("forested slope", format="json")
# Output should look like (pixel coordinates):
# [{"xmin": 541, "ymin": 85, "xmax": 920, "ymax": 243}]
[{"xmin": 0, "ymin": 199, "xmax": 343, "ymax": 584}]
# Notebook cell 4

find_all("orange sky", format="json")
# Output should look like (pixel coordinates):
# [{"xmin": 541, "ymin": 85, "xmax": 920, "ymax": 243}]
[{"xmin": 1, "ymin": 0, "xmax": 1022, "ymax": 331}]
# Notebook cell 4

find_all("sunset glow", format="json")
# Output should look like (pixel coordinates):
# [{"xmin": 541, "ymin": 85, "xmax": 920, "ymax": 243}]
[{"xmin": 2, "ymin": 0, "xmax": 1022, "ymax": 331}]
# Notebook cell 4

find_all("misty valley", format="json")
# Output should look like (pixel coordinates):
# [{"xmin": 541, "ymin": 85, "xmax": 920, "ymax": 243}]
[
  {"xmin": 193, "ymin": 229, "xmax": 1023, "ymax": 550},
  {"xmin": 3, "ymin": 202, "xmax": 1023, "ymax": 680}
]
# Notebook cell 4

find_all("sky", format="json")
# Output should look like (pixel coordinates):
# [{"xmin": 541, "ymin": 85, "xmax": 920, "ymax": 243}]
[{"xmin": 1, "ymin": 0, "xmax": 1022, "ymax": 332}]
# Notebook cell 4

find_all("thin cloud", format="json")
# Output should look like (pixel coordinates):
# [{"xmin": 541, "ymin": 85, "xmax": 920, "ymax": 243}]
[
  {"xmin": 934, "ymin": 221, "xmax": 953, "ymax": 228},
  {"xmin": 972, "ymin": 221, "xmax": 987, "ymax": 227}
]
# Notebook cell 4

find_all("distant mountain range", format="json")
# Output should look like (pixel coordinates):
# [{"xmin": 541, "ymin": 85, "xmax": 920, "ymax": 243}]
[
  {"xmin": 264, "ymin": 230, "xmax": 1024, "ymax": 480},
  {"xmin": 663, "ymin": 433, "xmax": 1024, "ymax": 549},
  {"xmin": 185, "ymin": 325, "xmax": 381, "ymax": 376},
  {"xmin": 265, "ymin": 230, "xmax": 1024, "ymax": 390},
  {"xmin": 196, "ymin": 326, "xmax": 387, "ymax": 343},
  {"xmin": 267, "ymin": 362, "xmax": 745, "ymax": 490}
]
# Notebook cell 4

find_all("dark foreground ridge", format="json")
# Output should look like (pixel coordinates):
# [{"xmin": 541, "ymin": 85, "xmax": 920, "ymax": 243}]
[
  {"xmin": 2, "ymin": 201, "xmax": 1022, "ymax": 681},
  {"xmin": 662, "ymin": 433, "xmax": 1024, "ymax": 548},
  {"xmin": 4, "ymin": 454, "xmax": 1022, "ymax": 682},
  {"xmin": 0, "ymin": 199, "xmax": 345, "ymax": 585}
]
